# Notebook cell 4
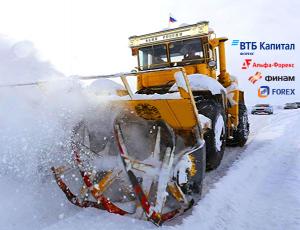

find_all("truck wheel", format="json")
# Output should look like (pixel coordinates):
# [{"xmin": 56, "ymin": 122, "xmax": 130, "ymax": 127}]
[
  {"xmin": 228, "ymin": 104, "xmax": 250, "ymax": 147},
  {"xmin": 196, "ymin": 100, "xmax": 226, "ymax": 170}
]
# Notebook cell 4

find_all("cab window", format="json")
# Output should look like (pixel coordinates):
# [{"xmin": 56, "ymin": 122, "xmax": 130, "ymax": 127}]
[
  {"xmin": 169, "ymin": 38, "xmax": 204, "ymax": 63},
  {"xmin": 138, "ymin": 44, "xmax": 168, "ymax": 70}
]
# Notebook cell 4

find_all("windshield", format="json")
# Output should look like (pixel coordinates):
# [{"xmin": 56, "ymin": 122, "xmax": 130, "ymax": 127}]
[
  {"xmin": 138, "ymin": 44, "xmax": 168, "ymax": 70},
  {"xmin": 169, "ymin": 38, "xmax": 204, "ymax": 63},
  {"xmin": 138, "ymin": 38, "xmax": 205, "ymax": 70}
]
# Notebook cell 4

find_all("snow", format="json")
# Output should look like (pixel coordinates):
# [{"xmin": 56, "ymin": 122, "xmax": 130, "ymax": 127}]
[
  {"xmin": 0, "ymin": 38, "xmax": 85, "ymax": 183},
  {"xmin": 132, "ymin": 92, "xmax": 181, "ymax": 100},
  {"xmin": 87, "ymin": 78, "xmax": 124, "ymax": 96},
  {"xmin": 83, "ymin": 77, "xmax": 182, "ymax": 100},
  {"xmin": 0, "ymin": 39, "xmax": 64, "ymax": 84},
  {"xmin": 226, "ymin": 75, "xmax": 239, "ymax": 106},
  {"xmin": 198, "ymin": 114, "xmax": 212, "ymax": 130},
  {"xmin": 0, "ymin": 36, "xmax": 299, "ymax": 230},
  {"xmin": 83, "ymin": 92, "xmax": 183, "ymax": 104},
  {"xmin": 214, "ymin": 114, "xmax": 225, "ymax": 151},
  {"xmin": 173, "ymin": 154, "xmax": 193, "ymax": 185},
  {"xmin": 173, "ymin": 71, "xmax": 188, "ymax": 92},
  {"xmin": 0, "ymin": 37, "xmax": 118, "ymax": 229},
  {"xmin": 170, "ymin": 73, "xmax": 226, "ymax": 95},
  {"xmin": 154, "ymin": 147, "xmax": 174, "ymax": 213},
  {"xmin": 41, "ymin": 110, "xmax": 300, "ymax": 230},
  {"xmin": 182, "ymin": 110, "xmax": 300, "ymax": 230}
]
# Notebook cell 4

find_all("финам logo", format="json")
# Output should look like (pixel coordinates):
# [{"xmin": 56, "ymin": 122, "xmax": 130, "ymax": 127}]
[
  {"xmin": 265, "ymin": 75, "xmax": 295, "ymax": 82},
  {"xmin": 258, "ymin": 86, "xmax": 270, "ymax": 98},
  {"xmin": 242, "ymin": 59, "xmax": 252, "ymax": 69},
  {"xmin": 249, "ymin": 72, "xmax": 262, "ymax": 84},
  {"xmin": 248, "ymin": 72, "xmax": 295, "ymax": 84}
]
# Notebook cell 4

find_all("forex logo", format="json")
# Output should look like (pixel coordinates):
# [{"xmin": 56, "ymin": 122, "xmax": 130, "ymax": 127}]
[
  {"xmin": 258, "ymin": 86, "xmax": 295, "ymax": 98},
  {"xmin": 258, "ymin": 86, "xmax": 270, "ymax": 98}
]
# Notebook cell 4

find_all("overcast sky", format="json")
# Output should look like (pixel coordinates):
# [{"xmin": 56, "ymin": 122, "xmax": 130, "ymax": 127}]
[{"xmin": 0, "ymin": 0, "xmax": 299, "ymax": 105}]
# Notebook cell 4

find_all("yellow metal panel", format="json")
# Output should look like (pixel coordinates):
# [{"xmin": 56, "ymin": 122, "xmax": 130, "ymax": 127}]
[
  {"xmin": 166, "ymin": 100, "xmax": 197, "ymax": 128},
  {"xmin": 217, "ymin": 38, "xmax": 231, "ymax": 87},
  {"xmin": 138, "ymin": 69, "xmax": 178, "ymax": 89},
  {"xmin": 113, "ymin": 99, "xmax": 198, "ymax": 130},
  {"xmin": 137, "ymin": 64, "xmax": 214, "ymax": 90},
  {"xmin": 183, "ymin": 65, "xmax": 197, "ymax": 75},
  {"xmin": 195, "ymin": 64, "xmax": 211, "ymax": 76}
]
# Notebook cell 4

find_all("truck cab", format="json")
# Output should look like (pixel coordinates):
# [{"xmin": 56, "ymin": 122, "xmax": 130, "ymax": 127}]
[
  {"xmin": 129, "ymin": 21, "xmax": 232, "ymax": 89},
  {"xmin": 129, "ymin": 21, "xmax": 250, "ymax": 168}
]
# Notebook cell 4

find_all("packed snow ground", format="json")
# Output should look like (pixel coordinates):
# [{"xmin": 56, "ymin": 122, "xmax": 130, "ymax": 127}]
[
  {"xmin": 39, "ymin": 110, "xmax": 300, "ymax": 230},
  {"xmin": 1, "ymin": 109, "xmax": 299, "ymax": 230}
]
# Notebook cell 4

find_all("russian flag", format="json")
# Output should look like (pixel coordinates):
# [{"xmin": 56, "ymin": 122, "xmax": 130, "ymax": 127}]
[{"xmin": 169, "ymin": 14, "xmax": 177, "ymax": 23}]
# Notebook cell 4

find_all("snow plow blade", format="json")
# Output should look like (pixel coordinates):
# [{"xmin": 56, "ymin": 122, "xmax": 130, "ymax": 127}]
[{"xmin": 52, "ymin": 68, "xmax": 206, "ymax": 225}]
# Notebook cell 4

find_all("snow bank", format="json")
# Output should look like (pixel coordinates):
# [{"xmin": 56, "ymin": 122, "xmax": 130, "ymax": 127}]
[
  {"xmin": 132, "ymin": 92, "xmax": 181, "ymax": 100},
  {"xmin": 85, "ymin": 77, "xmax": 181, "ymax": 100},
  {"xmin": 170, "ymin": 73, "xmax": 226, "ymax": 95},
  {"xmin": 87, "ymin": 78, "xmax": 125, "ymax": 96},
  {"xmin": 173, "ymin": 71, "xmax": 189, "ymax": 92}
]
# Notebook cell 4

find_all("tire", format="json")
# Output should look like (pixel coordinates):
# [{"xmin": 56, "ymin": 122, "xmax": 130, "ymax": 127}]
[
  {"xmin": 196, "ymin": 99, "xmax": 226, "ymax": 170},
  {"xmin": 228, "ymin": 104, "xmax": 250, "ymax": 147}
]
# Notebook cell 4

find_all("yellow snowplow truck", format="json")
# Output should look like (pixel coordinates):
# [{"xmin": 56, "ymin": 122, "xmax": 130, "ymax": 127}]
[{"xmin": 52, "ymin": 21, "xmax": 249, "ymax": 226}]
